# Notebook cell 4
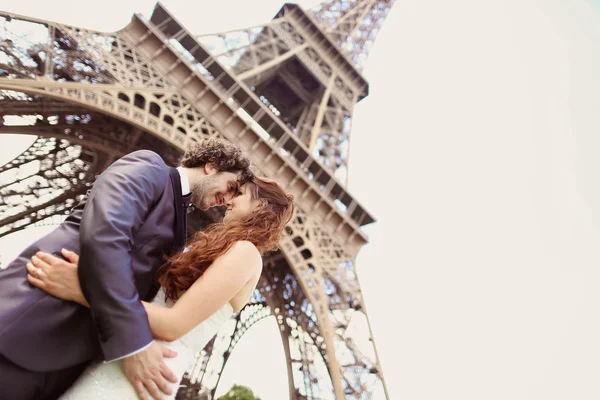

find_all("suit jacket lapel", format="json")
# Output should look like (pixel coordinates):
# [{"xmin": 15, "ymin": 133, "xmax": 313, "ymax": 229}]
[{"xmin": 142, "ymin": 168, "xmax": 189, "ymax": 303}]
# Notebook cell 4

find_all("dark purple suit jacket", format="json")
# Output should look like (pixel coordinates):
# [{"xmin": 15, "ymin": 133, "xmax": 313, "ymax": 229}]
[{"xmin": 0, "ymin": 150, "xmax": 186, "ymax": 372}]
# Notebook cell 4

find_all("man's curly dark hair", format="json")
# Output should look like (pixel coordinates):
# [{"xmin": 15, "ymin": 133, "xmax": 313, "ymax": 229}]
[{"xmin": 179, "ymin": 137, "xmax": 254, "ymax": 183}]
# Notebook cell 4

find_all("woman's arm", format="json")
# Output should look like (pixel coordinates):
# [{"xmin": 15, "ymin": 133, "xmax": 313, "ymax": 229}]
[
  {"xmin": 56, "ymin": 296, "xmax": 213, "ymax": 342},
  {"xmin": 144, "ymin": 240, "xmax": 262, "ymax": 341},
  {"xmin": 28, "ymin": 241, "xmax": 262, "ymax": 342}
]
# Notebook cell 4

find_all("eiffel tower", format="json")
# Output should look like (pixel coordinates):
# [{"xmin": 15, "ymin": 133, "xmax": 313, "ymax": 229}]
[{"xmin": 0, "ymin": 1, "xmax": 394, "ymax": 398}]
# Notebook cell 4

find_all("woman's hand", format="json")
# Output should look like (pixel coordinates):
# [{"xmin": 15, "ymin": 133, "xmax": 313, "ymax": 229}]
[{"xmin": 27, "ymin": 249, "xmax": 90, "ymax": 307}]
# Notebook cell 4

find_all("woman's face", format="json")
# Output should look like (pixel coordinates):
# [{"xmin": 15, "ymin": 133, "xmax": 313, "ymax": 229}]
[{"xmin": 223, "ymin": 183, "xmax": 261, "ymax": 223}]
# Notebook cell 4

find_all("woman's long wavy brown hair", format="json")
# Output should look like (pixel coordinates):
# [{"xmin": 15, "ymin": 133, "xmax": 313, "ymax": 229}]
[{"xmin": 157, "ymin": 176, "xmax": 295, "ymax": 301}]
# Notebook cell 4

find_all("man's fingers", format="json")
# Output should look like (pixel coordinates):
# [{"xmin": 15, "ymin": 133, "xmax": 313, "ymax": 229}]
[
  {"xmin": 160, "ymin": 362, "xmax": 178, "ymax": 384},
  {"xmin": 154, "ymin": 374, "xmax": 174, "ymax": 396},
  {"xmin": 161, "ymin": 346, "xmax": 178, "ymax": 359},
  {"xmin": 133, "ymin": 380, "xmax": 148, "ymax": 400},
  {"xmin": 143, "ymin": 378, "xmax": 166, "ymax": 400},
  {"xmin": 61, "ymin": 248, "xmax": 79, "ymax": 264}
]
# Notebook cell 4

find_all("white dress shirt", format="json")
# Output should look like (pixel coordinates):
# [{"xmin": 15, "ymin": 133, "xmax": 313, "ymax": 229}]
[{"xmin": 177, "ymin": 167, "xmax": 191, "ymax": 196}]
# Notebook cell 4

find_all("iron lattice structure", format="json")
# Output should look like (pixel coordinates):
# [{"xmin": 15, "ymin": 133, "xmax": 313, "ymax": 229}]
[{"xmin": 0, "ymin": 1, "xmax": 394, "ymax": 398}]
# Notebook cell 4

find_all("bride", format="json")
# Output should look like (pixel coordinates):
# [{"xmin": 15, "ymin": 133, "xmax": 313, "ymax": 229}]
[{"xmin": 27, "ymin": 176, "xmax": 294, "ymax": 400}]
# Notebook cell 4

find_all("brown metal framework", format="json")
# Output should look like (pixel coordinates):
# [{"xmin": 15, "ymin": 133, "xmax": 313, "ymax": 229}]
[{"xmin": 0, "ymin": 2, "xmax": 393, "ymax": 398}]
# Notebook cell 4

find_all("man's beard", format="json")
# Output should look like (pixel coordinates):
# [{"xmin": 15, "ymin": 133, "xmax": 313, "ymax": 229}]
[
  {"xmin": 190, "ymin": 178, "xmax": 213, "ymax": 210},
  {"xmin": 190, "ymin": 178, "xmax": 209, "ymax": 211}
]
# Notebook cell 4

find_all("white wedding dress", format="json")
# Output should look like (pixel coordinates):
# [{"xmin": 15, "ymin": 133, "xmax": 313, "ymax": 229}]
[{"xmin": 60, "ymin": 289, "xmax": 234, "ymax": 399}]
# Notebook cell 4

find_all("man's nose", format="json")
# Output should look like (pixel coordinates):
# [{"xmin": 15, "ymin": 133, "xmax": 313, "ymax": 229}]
[{"xmin": 223, "ymin": 191, "xmax": 234, "ymax": 202}]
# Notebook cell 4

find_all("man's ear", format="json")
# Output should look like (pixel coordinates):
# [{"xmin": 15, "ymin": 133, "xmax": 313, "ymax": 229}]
[{"xmin": 204, "ymin": 163, "xmax": 218, "ymax": 175}]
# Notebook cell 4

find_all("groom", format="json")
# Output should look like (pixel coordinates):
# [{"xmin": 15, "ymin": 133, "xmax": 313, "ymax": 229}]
[{"xmin": 0, "ymin": 138, "xmax": 253, "ymax": 400}]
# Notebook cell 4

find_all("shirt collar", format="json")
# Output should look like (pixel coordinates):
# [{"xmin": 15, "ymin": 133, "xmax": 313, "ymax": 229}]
[{"xmin": 176, "ymin": 167, "xmax": 191, "ymax": 196}]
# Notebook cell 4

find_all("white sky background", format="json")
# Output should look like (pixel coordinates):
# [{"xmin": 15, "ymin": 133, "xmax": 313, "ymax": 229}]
[{"xmin": 1, "ymin": 0, "xmax": 600, "ymax": 399}]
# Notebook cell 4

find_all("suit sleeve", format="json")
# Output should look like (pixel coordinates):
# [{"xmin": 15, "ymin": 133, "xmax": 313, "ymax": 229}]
[{"xmin": 77, "ymin": 150, "xmax": 168, "ymax": 361}]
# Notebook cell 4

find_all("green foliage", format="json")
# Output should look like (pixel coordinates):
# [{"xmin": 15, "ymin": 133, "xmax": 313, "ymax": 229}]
[{"xmin": 216, "ymin": 384, "xmax": 261, "ymax": 400}]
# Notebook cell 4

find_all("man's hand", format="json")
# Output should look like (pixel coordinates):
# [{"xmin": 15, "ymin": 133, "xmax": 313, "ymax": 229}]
[{"xmin": 122, "ymin": 341, "xmax": 179, "ymax": 400}]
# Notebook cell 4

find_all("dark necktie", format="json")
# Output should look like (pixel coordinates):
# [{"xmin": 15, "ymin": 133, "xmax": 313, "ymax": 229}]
[
  {"xmin": 182, "ymin": 193, "xmax": 192, "ymax": 237},
  {"xmin": 168, "ymin": 168, "xmax": 188, "ymax": 252}
]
